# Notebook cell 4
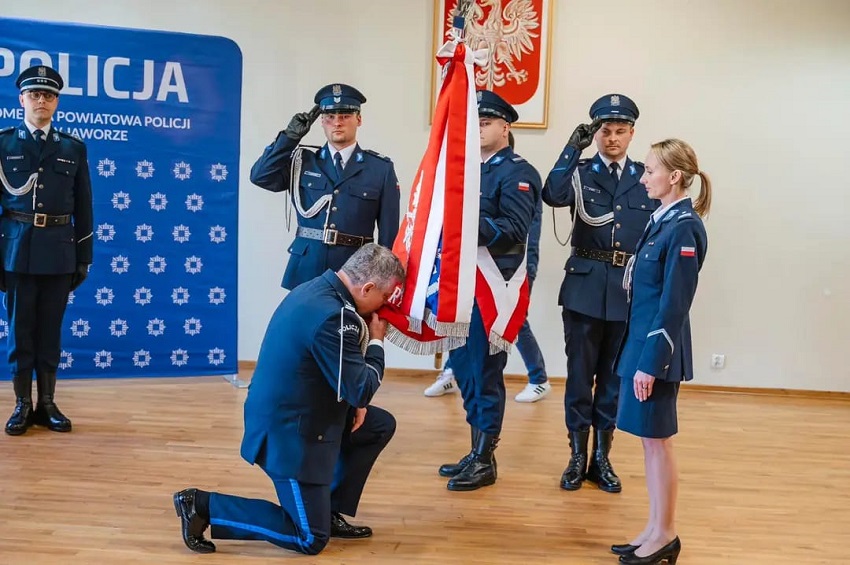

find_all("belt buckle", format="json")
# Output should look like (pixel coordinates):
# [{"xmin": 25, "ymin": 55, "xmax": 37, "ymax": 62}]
[
  {"xmin": 33, "ymin": 213, "xmax": 47, "ymax": 228},
  {"xmin": 323, "ymin": 228, "xmax": 338, "ymax": 245},
  {"xmin": 612, "ymin": 250, "xmax": 627, "ymax": 267}
]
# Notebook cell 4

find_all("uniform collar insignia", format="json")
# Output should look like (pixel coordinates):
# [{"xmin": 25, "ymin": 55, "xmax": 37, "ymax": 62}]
[
  {"xmin": 18, "ymin": 129, "xmax": 26, "ymax": 139},
  {"xmin": 629, "ymin": 164, "xmax": 636, "ymax": 176},
  {"xmin": 592, "ymin": 162, "xmax": 600, "ymax": 173},
  {"xmin": 53, "ymin": 133, "xmax": 60, "ymax": 142},
  {"xmin": 355, "ymin": 152, "xmax": 364, "ymax": 163}
]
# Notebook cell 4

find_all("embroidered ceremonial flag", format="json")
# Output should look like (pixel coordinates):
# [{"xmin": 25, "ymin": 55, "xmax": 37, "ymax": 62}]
[{"xmin": 381, "ymin": 32, "xmax": 530, "ymax": 355}]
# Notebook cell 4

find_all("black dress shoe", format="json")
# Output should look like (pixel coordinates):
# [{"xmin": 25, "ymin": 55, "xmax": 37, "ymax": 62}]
[
  {"xmin": 620, "ymin": 537, "xmax": 681, "ymax": 564},
  {"xmin": 33, "ymin": 401, "xmax": 72, "ymax": 432},
  {"xmin": 611, "ymin": 543, "xmax": 639, "ymax": 556},
  {"xmin": 5, "ymin": 398, "xmax": 34, "ymax": 436},
  {"xmin": 330, "ymin": 512, "xmax": 372, "ymax": 538},
  {"xmin": 173, "ymin": 488, "xmax": 216, "ymax": 553}
]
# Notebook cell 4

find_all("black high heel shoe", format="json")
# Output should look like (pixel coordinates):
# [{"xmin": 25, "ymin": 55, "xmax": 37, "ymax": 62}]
[
  {"xmin": 611, "ymin": 543, "xmax": 639, "ymax": 556},
  {"xmin": 619, "ymin": 537, "xmax": 681, "ymax": 564}
]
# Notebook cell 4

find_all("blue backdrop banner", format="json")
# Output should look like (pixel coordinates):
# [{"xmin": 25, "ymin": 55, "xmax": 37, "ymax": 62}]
[{"xmin": 0, "ymin": 18, "xmax": 241, "ymax": 378}]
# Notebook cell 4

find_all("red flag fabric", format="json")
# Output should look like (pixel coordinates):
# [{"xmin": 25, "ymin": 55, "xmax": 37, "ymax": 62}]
[{"xmin": 382, "ymin": 37, "xmax": 529, "ymax": 355}]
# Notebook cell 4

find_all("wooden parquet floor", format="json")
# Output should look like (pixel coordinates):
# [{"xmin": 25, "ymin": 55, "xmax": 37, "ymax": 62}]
[{"xmin": 1, "ymin": 372, "xmax": 848, "ymax": 564}]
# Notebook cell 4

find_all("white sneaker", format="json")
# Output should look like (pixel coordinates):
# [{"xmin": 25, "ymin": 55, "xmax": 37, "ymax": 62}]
[
  {"xmin": 514, "ymin": 381, "xmax": 551, "ymax": 403},
  {"xmin": 424, "ymin": 370, "xmax": 457, "ymax": 397}
]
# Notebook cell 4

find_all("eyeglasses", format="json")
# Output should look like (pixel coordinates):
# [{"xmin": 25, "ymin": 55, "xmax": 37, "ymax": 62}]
[{"xmin": 24, "ymin": 91, "xmax": 57, "ymax": 102}]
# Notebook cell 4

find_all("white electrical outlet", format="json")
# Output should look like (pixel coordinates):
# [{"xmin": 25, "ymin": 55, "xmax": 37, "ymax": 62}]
[{"xmin": 711, "ymin": 354, "xmax": 725, "ymax": 369}]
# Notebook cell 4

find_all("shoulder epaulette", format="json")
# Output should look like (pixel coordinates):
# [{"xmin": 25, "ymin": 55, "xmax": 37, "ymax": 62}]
[
  {"xmin": 511, "ymin": 155, "xmax": 527, "ymax": 163},
  {"xmin": 677, "ymin": 211, "xmax": 695, "ymax": 222},
  {"xmin": 56, "ymin": 129, "xmax": 84, "ymax": 144},
  {"xmin": 365, "ymin": 149, "xmax": 392, "ymax": 162},
  {"xmin": 0, "ymin": 126, "xmax": 15, "ymax": 135}
]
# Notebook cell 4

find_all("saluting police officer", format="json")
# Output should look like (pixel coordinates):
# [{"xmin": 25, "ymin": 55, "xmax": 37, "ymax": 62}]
[
  {"xmin": 250, "ymin": 83, "xmax": 400, "ymax": 290},
  {"xmin": 542, "ymin": 94, "xmax": 658, "ymax": 493},
  {"xmin": 439, "ymin": 90, "xmax": 540, "ymax": 492},
  {"xmin": 1, "ymin": 65, "xmax": 93, "ymax": 435}
]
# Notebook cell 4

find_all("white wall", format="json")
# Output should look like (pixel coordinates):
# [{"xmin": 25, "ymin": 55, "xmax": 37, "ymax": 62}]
[{"xmin": 1, "ymin": 0, "xmax": 848, "ymax": 391}]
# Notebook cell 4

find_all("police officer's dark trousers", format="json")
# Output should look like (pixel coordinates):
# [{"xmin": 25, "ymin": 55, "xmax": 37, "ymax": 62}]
[
  {"xmin": 208, "ymin": 406, "xmax": 394, "ymax": 554},
  {"xmin": 561, "ymin": 308, "xmax": 625, "ymax": 492},
  {"xmin": 6, "ymin": 272, "xmax": 72, "ymax": 398},
  {"xmin": 563, "ymin": 309, "xmax": 624, "ymax": 431},
  {"xmin": 445, "ymin": 303, "xmax": 505, "ymax": 490}
]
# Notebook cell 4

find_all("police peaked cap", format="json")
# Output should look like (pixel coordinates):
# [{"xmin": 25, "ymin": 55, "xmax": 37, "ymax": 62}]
[
  {"xmin": 590, "ymin": 93, "xmax": 639, "ymax": 123},
  {"xmin": 16, "ymin": 65, "xmax": 64, "ymax": 95},
  {"xmin": 314, "ymin": 83, "xmax": 366, "ymax": 113},
  {"xmin": 476, "ymin": 89, "xmax": 519, "ymax": 123}
]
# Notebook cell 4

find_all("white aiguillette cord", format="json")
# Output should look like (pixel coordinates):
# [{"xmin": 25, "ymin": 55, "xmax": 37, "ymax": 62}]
[
  {"xmin": 553, "ymin": 168, "xmax": 615, "ymax": 246},
  {"xmin": 0, "ymin": 167, "xmax": 37, "ymax": 197}
]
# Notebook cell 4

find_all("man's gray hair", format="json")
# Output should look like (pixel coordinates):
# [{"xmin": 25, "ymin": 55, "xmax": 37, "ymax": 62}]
[{"xmin": 341, "ymin": 243, "xmax": 405, "ymax": 288}]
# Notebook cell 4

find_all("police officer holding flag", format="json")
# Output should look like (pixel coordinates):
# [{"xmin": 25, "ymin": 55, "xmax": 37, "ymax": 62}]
[
  {"xmin": 542, "ymin": 94, "xmax": 657, "ymax": 493},
  {"xmin": 250, "ymin": 83, "xmax": 400, "ymax": 290},
  {"xmin": 0, "ymin": 65, "xmax": 93, "ymax": 435},
  {"xmin": 438, "ymin": 90, "xmax": 540, "ymax": 492}
]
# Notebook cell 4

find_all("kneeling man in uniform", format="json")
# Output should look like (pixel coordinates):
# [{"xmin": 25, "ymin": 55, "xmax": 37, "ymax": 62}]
[{"xmin": 173, "ymin": 243, "xmax": 404, "ymax": 555}]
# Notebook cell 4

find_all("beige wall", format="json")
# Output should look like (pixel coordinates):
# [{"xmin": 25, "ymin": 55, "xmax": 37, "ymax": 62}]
[{"xmin": 2, "ymin": 0, "xmax": 848, "ymax": 391}]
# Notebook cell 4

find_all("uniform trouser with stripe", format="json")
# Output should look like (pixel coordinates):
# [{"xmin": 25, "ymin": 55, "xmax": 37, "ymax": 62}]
[
  {"xmin": 5, "ymin": 272, "xmax": 72, "ymax": 376},
  {"xmin": 563, "ymin": 309, "xmax": 626, "ymax": 431},
  {"xmin": 449, "ymin": 303, "xmax": 508, "ymax": 436},
  {"xmin": 208, "ymin": 406, "xmax": 395, "ymax": 555}
]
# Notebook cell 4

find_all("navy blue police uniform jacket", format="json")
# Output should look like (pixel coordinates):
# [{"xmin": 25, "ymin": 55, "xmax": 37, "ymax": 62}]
[
  {"xmin": 542, "ymin": 149, "xmax": 658, "ymax": 321},
  {"xmin": 0, "ymin": 123, "xmax": 93, "ymax": 273},
  {"xmin": 240, "ymin": 270, "xmax": 385, "ymax": 485},
  {"xmin": 480, "ymin": 146, "xmax": 540, "ymax": 279},
  {"xmin": 616, "ymin": 199, "xmax": 708, "ymax": 383},
  {"xmin": 250, "ymin": 134, "xmax": 400, "ymax": 290}
]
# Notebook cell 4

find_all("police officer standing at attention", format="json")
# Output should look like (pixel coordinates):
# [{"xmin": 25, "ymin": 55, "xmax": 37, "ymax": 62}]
[
  {"xmin": 1, "ymin": 65, "xmax": 93, "ymax": 436},
  {"xmin": 542, "ymin": 94, "xmax": 657, "ymax": 493},
  {"xmin": 250, "ymin": 83, "xmax": 400, "ymax": 290},
  {"xmin": 439, "ymin": 90, "xmax": 540, "ymax": 492},
  {"xmin": 173, "ymin": 244, "xmax": 404, "ymax": 556}
]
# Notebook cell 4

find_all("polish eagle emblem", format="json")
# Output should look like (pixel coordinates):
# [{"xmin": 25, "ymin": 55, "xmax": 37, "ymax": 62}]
[{"xmin": 446, "ymin": 0, "xmax": 540, "ymax": 90}]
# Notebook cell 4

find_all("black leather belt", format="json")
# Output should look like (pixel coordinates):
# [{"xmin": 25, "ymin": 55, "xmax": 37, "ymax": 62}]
[
  {"xmin": 296, "ymin": 226, "xmax": 374, "ymax": 247},
  {"xmin": 490, "ymin": 242, "xmax": 526, "ymax": 256},
  {"xmin": 3, "ymin": 210, "xmax": 71, "ymax": 227},
  {"xmin": 572, "ymin": 247, "xmax": 632, "ymax": 267}
]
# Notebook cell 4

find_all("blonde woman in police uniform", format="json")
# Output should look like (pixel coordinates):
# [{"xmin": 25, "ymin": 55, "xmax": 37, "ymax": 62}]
[{"xmin": 610, "ymin": 139, "xmax": 711, "ymax": 565}]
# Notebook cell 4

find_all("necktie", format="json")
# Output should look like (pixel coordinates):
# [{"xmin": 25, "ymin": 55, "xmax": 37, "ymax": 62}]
[
  {"xmin": 609, "ymin": 162, "xmax": 620, "ymax": 184},
  {"xmin": 34, "ymin": 129, "xmax": 45, "ymax": 151},
  {"xmin": 334, "ymin": 152, "xmax": 344, "ymax": 180}
]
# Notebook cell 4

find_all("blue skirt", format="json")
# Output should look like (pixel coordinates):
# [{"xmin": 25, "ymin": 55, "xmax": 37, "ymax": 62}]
[{"xmin": 616, "ymin": 377, "xmax": 680, "ymax": 439}]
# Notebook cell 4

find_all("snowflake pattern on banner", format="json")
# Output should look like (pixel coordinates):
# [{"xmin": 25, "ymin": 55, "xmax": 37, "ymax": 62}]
[{"xmin": 0, "ymin": 22, "xmax": 240, "ymax": 380}]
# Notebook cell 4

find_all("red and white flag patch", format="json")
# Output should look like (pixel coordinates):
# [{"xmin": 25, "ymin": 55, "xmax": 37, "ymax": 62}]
[
  {"xmin": 517, "ymin": 181, "xmax": 530, "ymax": 192},
  {"xmin": 680, "ymin": 246, "xmax": 696, "ymax": 257}
]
